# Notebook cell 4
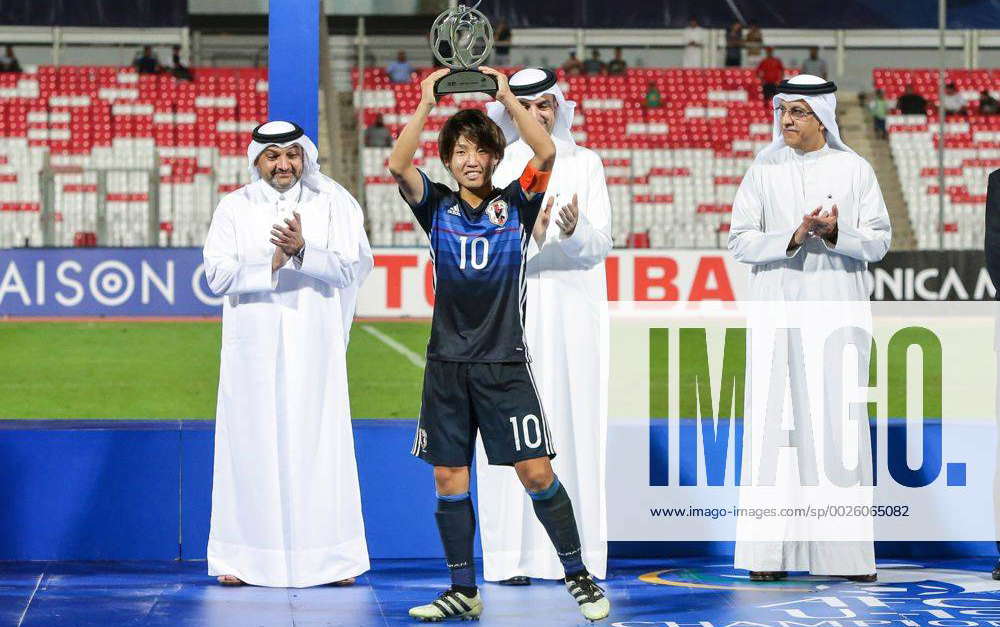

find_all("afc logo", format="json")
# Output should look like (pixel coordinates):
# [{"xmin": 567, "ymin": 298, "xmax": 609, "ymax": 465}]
[
  {"xmin": 486, "ymin": 199, "xmax": 508, "ymax": 227},
  {"xmin": 417, "ymin": 428, "xmax": 428, "ymax": 453}
]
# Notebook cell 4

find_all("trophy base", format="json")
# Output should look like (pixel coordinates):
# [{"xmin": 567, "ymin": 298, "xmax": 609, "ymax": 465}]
[{"xmin": 434, "ymin": 70, "xmax": 498, "ymax": 100}]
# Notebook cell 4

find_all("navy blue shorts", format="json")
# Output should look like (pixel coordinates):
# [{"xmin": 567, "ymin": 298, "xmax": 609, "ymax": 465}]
[{"xmin": 411, "ymin": 360, "xmax": 555, "ymax": 467}]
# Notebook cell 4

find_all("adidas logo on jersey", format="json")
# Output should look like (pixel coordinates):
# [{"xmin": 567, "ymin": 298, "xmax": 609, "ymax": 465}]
[{"xmin": 447, "ymin": 205, "xmax": 461, "ymax": 216}]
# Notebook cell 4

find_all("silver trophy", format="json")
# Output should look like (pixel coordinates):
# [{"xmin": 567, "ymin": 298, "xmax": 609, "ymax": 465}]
[{"xmin": 430, "ymin": 2, "xmax": 496, "ymax": 100}]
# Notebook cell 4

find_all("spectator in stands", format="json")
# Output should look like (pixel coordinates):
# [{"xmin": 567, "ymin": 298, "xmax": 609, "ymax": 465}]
[
  {"xmin": 607, "ymin": 47, "xmax": 627, "ymax": 75},
  {"xmin": 943, "ymin": 83, "xmax": 967, "ymax": 116},
  {"xmin": 800, "ymin": 47, "xmax": 827, "ymax": 79},
  {"xmin": 561, "ymin": 51, "xmax": 583, "ymax": 76},
  {"xmin": 744, "ymin": 22, "xmax": 763, "ymax": 68},
  {"xmin": 682, "ymin": 18, "xmax": 706, "ymax": 68},
  {"xmin": 0, "ymin": 45, "xmax": 22, "ymax": 73},
  {"xmin": 133, "ymin": 46, "xmax": 162, "ymax": 75},
  {"xmin": 583, "ymin": 48, "xmax": 605, "ymax": 75},
  {"xmin": 171, "ymin": 45, "xmax": 193, "ymax": 81},
  {"xmin": 896, "ymin": 84, "xmax": 927, "ymax": 115},
  {"xmin": 493, "ymin": 19, "xmax": 512, "ymax": 66},
  {"xmin": 756, "ymin": 47, "xmax": 784, "ymax": 105},
  {"xmin": 386, "ymin": 50, "xmax": 416, "ymax": 84},
  {"xmin": 725, "ymin": 23, "xmax": 743, "ymax": 67},
  {"xmin": 979, "ymin": 90, "xmax": 1000, "ymax": 115},
  {"xmin": 364, "ymin": 114, "xmax": 393, "ymax": 147},
  {"xmin": 869, "ymin": 89, "xmax": 889, "ymax": 140},
  {"xmin": 644, "ymin": 82, "xmax": 662, "ymax": 108}
]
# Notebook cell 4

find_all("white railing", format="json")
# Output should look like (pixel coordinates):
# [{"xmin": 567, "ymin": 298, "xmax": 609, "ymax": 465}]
[{"xmin": 4, "ymin": 26, "xmax": 189, "ymax": 67}]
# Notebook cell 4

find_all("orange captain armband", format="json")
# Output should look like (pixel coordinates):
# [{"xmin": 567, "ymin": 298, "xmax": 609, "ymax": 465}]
[{"xmin": 518, "ymin": 164, "xmax": 552, "ymax": 194}]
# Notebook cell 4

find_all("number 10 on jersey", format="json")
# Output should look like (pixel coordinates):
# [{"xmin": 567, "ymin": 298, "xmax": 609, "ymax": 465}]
[{"xmin": 458, "ymin": 236, "xmax": 490, "ymax": 270}]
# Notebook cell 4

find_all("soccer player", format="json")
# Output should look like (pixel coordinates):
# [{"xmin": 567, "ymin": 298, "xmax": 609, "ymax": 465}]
[{"xmin": 387, "ymin": 67, "xmax": 611, "ymax": 622}]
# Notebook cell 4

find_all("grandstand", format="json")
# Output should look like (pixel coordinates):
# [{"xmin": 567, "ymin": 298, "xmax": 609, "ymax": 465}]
[
  {"xmin": 876, "ymin": 68, "xmax": 1000, "ymax": 249},
  {"xmin": 0, "ymin": 66, "xmax": 266, "ymax": 248},
  {"xmin": 3, "ymin": 63, "xmax": 994, "ymax": 253},
  {"xmin": 0, "ymin": 10, "xmax": 995, "ymax": 256}
]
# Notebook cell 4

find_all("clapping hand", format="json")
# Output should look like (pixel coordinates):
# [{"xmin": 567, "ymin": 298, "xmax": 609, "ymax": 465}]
[
  {"xmin": 555, "ymin": 193, "xmax": 580, "ymax": 237},
  {"xmin": 271, "ymin": 211, "xmax": 305, "ymax": 257},
  {"xmin": 533, "ymin": 197, "xmax": 556, "ymax": 246},
  {"xmin": 807, "ymin": 205, "xmax": 838, "ymax": 243},
  {"xmin": 792, "ymin": 207, "xmax": 821, "ymax": 248},
  {"xmin": 791, "ymin": 205, "xmax": 839, "ymax": 248}
]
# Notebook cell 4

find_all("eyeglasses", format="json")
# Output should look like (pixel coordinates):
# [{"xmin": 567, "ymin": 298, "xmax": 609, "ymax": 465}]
[{"xmin": 775, "ymin": 106, "xmax": 815, "ymax": 120}]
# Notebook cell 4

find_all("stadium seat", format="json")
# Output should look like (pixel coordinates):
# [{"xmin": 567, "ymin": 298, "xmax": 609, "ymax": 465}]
[
  {"xmin": 0, "ymin": 65, "xmax": 267, "ymax": 247},
  {"xmin": 875, "ymin": 67, "xmax": 1000, "ymax": 250}
]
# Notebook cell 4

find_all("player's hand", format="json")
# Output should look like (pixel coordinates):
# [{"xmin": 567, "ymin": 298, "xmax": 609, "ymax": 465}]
[
  {"xmin": 420, "ymin": 68, "xmax": 451, "ymax": 106},
  {"xmin": 533, "ymin": 196, "xmax": 555, "ymax": 246},
  {"xmin": 271, "ymin": 244, "xmax": 289, "ymax": 272},
  {"xmin": 556, "ymin": 193, "xmax": 579, "ymax": 237},
  {"xmin": 270, "ymin": 210, "xmax": 305, "ymax": 257},
  {"xmin": 478, "ymin": 66, "xmax": 512, "ymax": 103}
]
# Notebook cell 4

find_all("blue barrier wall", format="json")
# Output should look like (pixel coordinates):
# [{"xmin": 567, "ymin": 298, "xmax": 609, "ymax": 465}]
[
  {"xmin": 1, "ymin": 419, "xmax": 994, "ymax": 562},
  {"xmin": 0, "ymin": 420, "xmax": 468, "ymax": 561}
]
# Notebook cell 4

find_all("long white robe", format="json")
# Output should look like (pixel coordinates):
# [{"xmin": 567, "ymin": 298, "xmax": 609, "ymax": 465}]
[
  {"xmin": 204, "ymin": 178, "xmax": 373, "ymax": 587},
  {"xmin": 729, "ymin": 144, "xmax": 891, "ymax": 575},
  {"xmin": 475, "ymin": 139, "xmax": 613, "ymax": 581},
  {"xmin": 682, "ymin": 26, "xmax": 706, "ymax": 68}
]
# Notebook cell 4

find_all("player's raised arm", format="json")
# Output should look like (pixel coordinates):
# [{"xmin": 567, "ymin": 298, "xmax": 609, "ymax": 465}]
[
  {"xmin": 479, "ymin": 66, "xmax": 555, "ymax": 173},
  {"xmin": 388, "ymin": 68, "xmax": 450, "ymax": 205}
]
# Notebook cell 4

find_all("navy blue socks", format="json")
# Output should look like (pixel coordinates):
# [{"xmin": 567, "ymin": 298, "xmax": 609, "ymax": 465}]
[
  {"xmin": 528, "ymin": 476, "xmax": 586, "ymax": 576},
  {"xmin": 435, "ymin": 492, "xmax": 476, "ymax": 593}
]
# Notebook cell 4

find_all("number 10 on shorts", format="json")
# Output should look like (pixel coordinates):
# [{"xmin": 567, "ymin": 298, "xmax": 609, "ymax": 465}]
[{"xmin": 509, "ymin": 414, "xmax": 542, "ymax": 451}]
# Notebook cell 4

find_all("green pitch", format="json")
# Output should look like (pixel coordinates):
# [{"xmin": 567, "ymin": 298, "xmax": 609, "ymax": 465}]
[
  {"xmin": 0, "ymin": 321, "xmax": 941, "ymax": 420},
  {"xmin": 0, "ymin": 321, "xmax": 430, "ymax": 419}
]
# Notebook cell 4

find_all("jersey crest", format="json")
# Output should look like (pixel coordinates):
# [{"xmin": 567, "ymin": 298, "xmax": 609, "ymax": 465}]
[{"xmin": 487, "ymin": 199, "xmax": 508, "ymax": 226}]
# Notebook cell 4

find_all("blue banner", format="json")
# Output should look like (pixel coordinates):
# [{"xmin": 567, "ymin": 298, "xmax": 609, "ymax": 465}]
[{"xmin": 0, "ymin": 248, "xmax": 221, "ymax": 317}]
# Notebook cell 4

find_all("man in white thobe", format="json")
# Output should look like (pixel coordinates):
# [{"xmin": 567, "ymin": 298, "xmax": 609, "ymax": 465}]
[
  {"xmin": 984, "ymin": 167, "xmax": 1000, "ymax": 580},
  {"xmin": 203, "ymin": 121, "xmax": 373, "ymax": 587},
  {"xmin": 728, "ymin": 75, "xmax": 891, "ymax": 581},
  {"xmin": 682, "ymin": 18, "xmax": 707, "ymax": 68},
  {"xmin": 480, "ymin": 68, "xmax": 613, "ymax": 583}
]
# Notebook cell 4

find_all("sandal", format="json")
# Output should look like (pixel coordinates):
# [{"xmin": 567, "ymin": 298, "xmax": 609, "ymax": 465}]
[{"xmin": 217, "ymin": 575, "xmax": 245, "ymax": 586}]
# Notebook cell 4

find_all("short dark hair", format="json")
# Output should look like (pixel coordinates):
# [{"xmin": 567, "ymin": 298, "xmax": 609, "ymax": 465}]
[{"xmin": 438, "ymin": 109, "xmax": 505, "ymax": 165}]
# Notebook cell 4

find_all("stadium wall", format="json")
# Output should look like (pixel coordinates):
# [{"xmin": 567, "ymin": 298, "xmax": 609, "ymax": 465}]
[
  {"xmin": 2, "ymin": 419, "xmax": 994, "ymax": 562},
  {"xmin": 0, "ymin": 247, "xmax": 993, "ymax": 318}
]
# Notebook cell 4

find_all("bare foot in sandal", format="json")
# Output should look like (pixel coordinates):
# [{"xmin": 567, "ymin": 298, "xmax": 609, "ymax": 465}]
[{"xmin": 217, "ymin": 575, "xmax": 245, "ymax": 586}]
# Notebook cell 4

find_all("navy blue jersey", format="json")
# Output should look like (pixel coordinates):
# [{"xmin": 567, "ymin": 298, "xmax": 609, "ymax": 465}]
[{"xmin": 403, "ymin": 169, "xmax": 543, "ymax": 362}]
